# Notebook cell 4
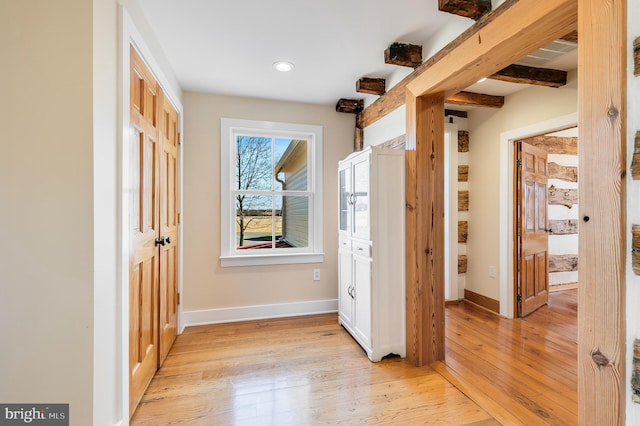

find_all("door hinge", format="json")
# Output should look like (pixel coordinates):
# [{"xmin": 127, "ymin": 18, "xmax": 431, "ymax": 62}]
[
  {"xmin": 516, "ymin": 159, "xmax": 522, "ymax": 168},
  {"xmin": 517, "ymin": 293, "xmax": 522, "ymax": 303},
  {"xmin": 178, "ymin": 133, "xmax": 181, "ymax": 145},
  {"xmin": 178, "ymin": 213, "xmax": 181, "ymax": 224},
  {"xmin": 177, "ymin": 292, "xmax": 180, "ymax": 305}
]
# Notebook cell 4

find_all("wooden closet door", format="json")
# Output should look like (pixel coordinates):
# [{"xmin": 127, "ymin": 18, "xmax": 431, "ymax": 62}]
[
  {"xmin": 129, "ymin": 46, "xmax": 160, "ymax": 416},
  {"xmin": 158, "ymin": 93, "xmax": 179, "ymax": 365}
]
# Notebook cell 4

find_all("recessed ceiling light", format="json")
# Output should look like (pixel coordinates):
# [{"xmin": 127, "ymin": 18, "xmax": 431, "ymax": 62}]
[
  {"xmin": 273, "ymin": 61, "xmax": 294, "ymax": 72},
  {"xmin": 477, "ymin": 77, "xmax": 487, "ymax": 83}
]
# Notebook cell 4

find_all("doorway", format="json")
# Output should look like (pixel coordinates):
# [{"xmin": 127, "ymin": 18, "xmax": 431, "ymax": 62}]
[
  {"xmin": 514, "ymin": 127, "xmax": 579, "ymax": 317},
  {"xmin": 515, "ymin": 140, "xmax": 550, "ymax": 316},
  {"xmin": 128, "ymin": 45, "xmax": 181, "ymax": 417},
  {"xmin": 498, "ymin": 113, "xmax": 577, "ymax": 318}
]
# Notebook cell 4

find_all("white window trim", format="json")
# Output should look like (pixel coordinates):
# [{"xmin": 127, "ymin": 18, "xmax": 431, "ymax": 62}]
[{"xmin": 220, "ymin": 118, "xmax": 324, "ymax": 267}]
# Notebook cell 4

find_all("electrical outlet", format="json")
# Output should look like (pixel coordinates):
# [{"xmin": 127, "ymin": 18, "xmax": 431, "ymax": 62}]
[
  {"xmin": 489, "ymin": 266, "xmax": 496, "ymax": 278},
  {"xmin": 313, "ymin": 269, "xmax": 321, "ymax": 281}
]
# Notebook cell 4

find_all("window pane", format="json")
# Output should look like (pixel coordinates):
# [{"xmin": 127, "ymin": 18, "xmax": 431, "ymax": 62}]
[
  {"xmin": 281, "ymin": 195, "xmax": 309, "ymax": 248},
  {"xmin": 236, "ymin": 195, "xmax": 274, "ymax": 249},
  {"xmin": 274, "ymin": 139, "xmax": 308, "ymax": 191},
  {"xmin": 235, "ymin": 136, "xmax": 272, "ymax": 190}
]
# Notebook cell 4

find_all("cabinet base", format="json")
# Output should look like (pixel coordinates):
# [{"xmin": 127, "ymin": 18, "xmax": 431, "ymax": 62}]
[{"xmin": 338, "ymin": 318, "xmax": 405, "ymax": 362}]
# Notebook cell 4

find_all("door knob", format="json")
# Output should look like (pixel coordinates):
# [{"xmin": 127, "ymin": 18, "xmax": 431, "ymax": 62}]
[
  {"xmin": 155, "ymin": 237, "xmax": 166, "ymax": 247},
  {"xmin": 165, "ymin": 236, "xmax": 171, "ymax": 244}
]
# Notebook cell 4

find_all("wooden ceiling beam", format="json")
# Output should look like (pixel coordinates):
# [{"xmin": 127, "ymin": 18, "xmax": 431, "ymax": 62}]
[
  {"xmin": 356, "ymin": 77, "xmax": 386, "ymax": 96},
  {"xmin": 445, "ymin": 109, "xmax": 468, "ymax": 118},
  {"xmin": 560, "ymin": 30, "xmax": 578, "ymax": 43},
  {"xmin": 438, "ymin": 0, "xmax": 492, "ymax": 20},
  {"xmin": 336, "ymin": 98, "xmax": 364, "ymax": 114},
  {"xmin": 445, "ymin": 91, "xmax": 504, "ymax": 108},
  {"xmin": 384, "ymin": 43, "xmax": 423, "ymax": 68},
  {"xmin": 489, "ymin": 64, "xmax": 567, "ymax": 88},
  {"xmin": 357, "ymin": 0, "xmax": 576, "ymax": 130}
]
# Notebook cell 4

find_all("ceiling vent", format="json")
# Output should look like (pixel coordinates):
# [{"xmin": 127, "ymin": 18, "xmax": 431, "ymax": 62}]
[{"xmin": 515, "ymin": 40, "xmax": 578, "ymax": 68}]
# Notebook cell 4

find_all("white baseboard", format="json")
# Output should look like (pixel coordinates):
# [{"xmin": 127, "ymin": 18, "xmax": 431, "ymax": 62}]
[{"xmin": 182, "ymin": 299, "xmax": 338, "ymax": 327}]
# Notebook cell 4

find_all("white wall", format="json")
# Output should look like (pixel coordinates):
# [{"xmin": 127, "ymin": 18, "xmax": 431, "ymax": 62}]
[
  {"xmin": 627, "ymin": 0, "xmax": 640, "ymax": 422},
  {"xmin": 363, "ymin": 18, "xmax": 472, "ymax": 147},
  {"xmin": 0, "ymin": 2, "xmax": 184, "ymax": 425},
  {"xmin": 0, "ymin": 2, "xmax": 95, "ymax": 424},
  {"xmin": 466, "ymin": 71, "xmax": 578, "ymax": 300},
  {"xmin": 182, "ymin": 93, "xmax": 353, "ymax": 322},
  {"xmin": 93, "ymin": 0, "xmax": 119, "ymax": 424}
]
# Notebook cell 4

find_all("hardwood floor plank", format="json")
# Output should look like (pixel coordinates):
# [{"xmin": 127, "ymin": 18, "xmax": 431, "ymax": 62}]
[
  {"xmin": 131, "ymin": 313, "xmax": 496, "ymax": 425},
  {"xmin": 132, "ymin": 290, "xmax": 577, "ymax": 425},
  {"xmin": 446, "ymin": 310, "xmax": 577, "ymax": 387},
  {"xmin": 443, "ymin": 290, "xmax": 577, "ymax": 425}
]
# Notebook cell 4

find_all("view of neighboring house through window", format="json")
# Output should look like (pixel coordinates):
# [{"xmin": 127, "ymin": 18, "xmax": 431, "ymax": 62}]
[
  {"xmin": 220, "ymin": 118, "xmax": 323, "ymax": 266},
  {"xmin": 235, "ymin": 136, "xmax": 308, "ymax": 249}
]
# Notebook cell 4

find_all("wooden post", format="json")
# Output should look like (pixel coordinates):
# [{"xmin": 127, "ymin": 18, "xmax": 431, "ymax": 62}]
[
  {"xmin": 405, "ymin": 93, "xmax": 445, "ymax": 366},
  {"xmin": 578, "ymin": 0, "xmax": 626, "ymax": 423}
]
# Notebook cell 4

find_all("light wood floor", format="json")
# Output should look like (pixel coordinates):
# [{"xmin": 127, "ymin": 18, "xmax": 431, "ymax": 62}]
[
  {"xmin": 131, "ymin": 290, "xmax": 576, "ymax": 425},
  {"xmin": 437, "ymin": 289, "xmax": 577, "ymax": 425}
]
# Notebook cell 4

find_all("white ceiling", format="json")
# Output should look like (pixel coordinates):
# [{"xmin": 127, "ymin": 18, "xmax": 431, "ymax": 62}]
[
  {"xmin": 136, "ymin": 0, "xmax": 472, "ymax": 105},
  {"xmin": 136, "ymin": 0, "xmax": 577, "ymax": 107}
]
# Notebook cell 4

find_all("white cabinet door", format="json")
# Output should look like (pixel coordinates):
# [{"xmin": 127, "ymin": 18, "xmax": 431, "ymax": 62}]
[
  {"xmin": 352, "ymin": 252, "xmax": 372, "ymax": 349},
  {"xmin": 338, "ymin": 248, "xmax": 353, "ymax": 327},
  {"xmin": 351, "ymin": 154, "xmax": 370, "ymax": 240}
]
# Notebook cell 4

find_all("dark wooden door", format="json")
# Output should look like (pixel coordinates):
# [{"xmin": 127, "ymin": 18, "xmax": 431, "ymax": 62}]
[{"xmin": 517, "ymin": 141, "xmax": 549, "ymax": 317}]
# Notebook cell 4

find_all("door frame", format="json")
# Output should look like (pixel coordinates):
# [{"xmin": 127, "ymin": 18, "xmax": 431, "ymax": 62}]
[
  {"xmin": 498, "ymin": 113, "xmax": 577, "ymax": 318},
  {"xmin": 119, "ymin": 8, "xmax": 184, "ymax": 421},
  {"xmin": 403, "ymin": 0, "xmax": 626, "ymax": 422}
]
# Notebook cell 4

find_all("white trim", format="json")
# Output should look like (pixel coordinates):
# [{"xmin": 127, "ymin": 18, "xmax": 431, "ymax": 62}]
[
  {"xmin": 220, "ymin": 118, "xmax": 324, "ymax": 267},
  {"xmin": 182, "ymin": 299, "xmax": 339, "ymax": 327},
  {"xmin": 499, "ymin": 112, "xmax": 577, "ymax": 318},
  {"xmin": 119, "ymin": 7, "xmax": 185, "ymax": 423},
  {"xmin": 220, "ymin": 253, "xmax": 324, "ymax": 267}
]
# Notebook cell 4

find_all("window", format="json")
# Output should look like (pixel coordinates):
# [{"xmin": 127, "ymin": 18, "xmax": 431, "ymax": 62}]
[{"xmin": 220, "ymin": 118, "xmax": 323, "ymax": 266}]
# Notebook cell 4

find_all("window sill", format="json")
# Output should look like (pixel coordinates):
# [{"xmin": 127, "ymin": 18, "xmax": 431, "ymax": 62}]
[{"xmin": 220, "ymin": 252, "xmax": 324, "ymax": 267}]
